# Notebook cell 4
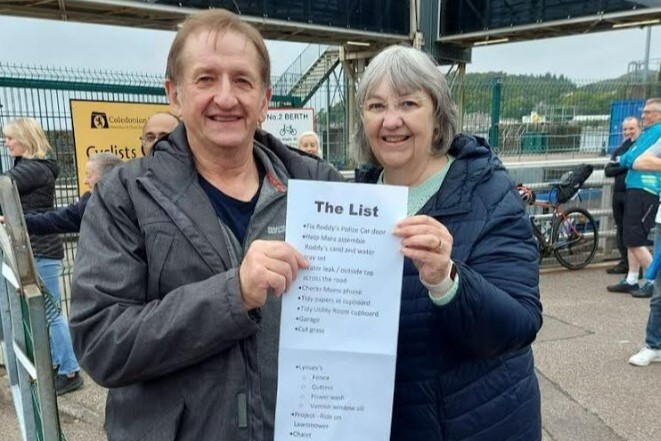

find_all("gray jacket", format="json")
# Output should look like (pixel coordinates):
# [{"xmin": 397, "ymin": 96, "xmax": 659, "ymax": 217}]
[{"xmin": 70, "ymin": 125, "xmax": 343, "ymax": 441}]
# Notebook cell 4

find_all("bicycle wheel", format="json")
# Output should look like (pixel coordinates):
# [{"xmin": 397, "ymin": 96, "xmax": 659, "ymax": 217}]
[{"xmin": 551, "ymin": 207, "xmax": 598, "ymax": 270}]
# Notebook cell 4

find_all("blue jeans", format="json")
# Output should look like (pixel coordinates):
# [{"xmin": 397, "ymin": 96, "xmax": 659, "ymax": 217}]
[
  {"xmin": 35, "ymin": 257, "xmax": 80, "ymax": 375},
  {"xmin": 648, "ymin": 226, "xmax": 661, "ymax": 349}
]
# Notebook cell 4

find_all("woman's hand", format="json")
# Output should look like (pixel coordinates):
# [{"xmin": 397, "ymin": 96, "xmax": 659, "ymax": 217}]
[{"xmin": 393, "ymin": 215, "xmax": 453, "ymax": 286}]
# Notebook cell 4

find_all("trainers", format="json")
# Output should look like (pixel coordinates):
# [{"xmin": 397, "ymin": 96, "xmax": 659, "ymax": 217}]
[
  {"xmin": 607, "ymin": 279, "xmax": 639, "ymax": 293},
  {"xmin": 54, "ymin": 372, "xmax": 84, "ymax": 396},
  {"xmin": 631, "ymin": 282, "xmax": 653, "ymax": 298},
  {"xmin": 628, "ymin": 347, "xmax": 661, "ymax": 366},
  {"xmin": 606, "ymin": 261, "xmax": 629, "ymax": 274}
]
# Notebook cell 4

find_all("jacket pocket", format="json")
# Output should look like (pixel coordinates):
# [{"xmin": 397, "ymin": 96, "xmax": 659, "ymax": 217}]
[{"xmin": 130, "ymin": 400, "xmax": 185, "ymax": 441}]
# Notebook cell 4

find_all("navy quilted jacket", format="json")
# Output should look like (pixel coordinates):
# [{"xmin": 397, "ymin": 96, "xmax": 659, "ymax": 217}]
[{"xmin": 357, "ymin": 134, "xmax": 542, "ymax": 441}]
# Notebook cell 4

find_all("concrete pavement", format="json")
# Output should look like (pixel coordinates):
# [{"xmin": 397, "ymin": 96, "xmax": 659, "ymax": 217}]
[{"xmin": 1, "ymin": 265, "xmax": 660, "ymax": 440}]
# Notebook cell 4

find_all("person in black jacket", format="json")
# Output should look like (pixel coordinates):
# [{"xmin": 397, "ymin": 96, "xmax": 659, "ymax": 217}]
[
  {"xmin": 69, "ymin": 10, "xmax": 343, "ymax": 440},
  {"xmin": 20, "ymin": 152, "xmax": 122, "ymax": 235},
  {"xmin": 2, "ymin": 117, "xmax": 83, "ymax": 395},
  {"xmin": 604, "ymin": 117, "xmax": 642, "ymax": 274}
]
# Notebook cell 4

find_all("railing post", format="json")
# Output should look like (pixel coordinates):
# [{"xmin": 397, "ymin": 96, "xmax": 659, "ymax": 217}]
[
  {"xmin": 490, "ymin": 77, "xmax": 502, "ymax": 150},
  {"xmin": 600, "ymin": 182, "xmax": 614, "ymax": 258},
  {"xmin": 0, "ymin": 176, "xmax": 64, "ymax": 441}
]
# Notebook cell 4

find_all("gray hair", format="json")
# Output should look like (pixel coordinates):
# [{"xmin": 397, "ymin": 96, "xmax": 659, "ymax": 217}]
[
  {"xmin": 297, "ymin": 131, "xmax": 322, "ymax": 157},
  {"xmin": 645, "ymin": 98, "xmax": 661, "ymax": 111},
  {"xmin": 351, "ymin": 45, "xmax": 458, "ymax": 165},
  {"xmin": 622, "ymin": 116, "xmax": 641, "ymax": 128},
  {"xmin": 88, "ymin": 152, "xmax": 123, "ymax": 176},
  {"xmin": 298, "ymin": 131, "xmax": 320, "ymax": 146}
]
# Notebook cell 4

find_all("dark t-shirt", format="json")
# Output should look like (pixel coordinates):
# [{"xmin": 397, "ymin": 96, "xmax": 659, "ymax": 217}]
[{"xmin": 198, "ymin": 162, "xmax": 265, "ymax": 244}]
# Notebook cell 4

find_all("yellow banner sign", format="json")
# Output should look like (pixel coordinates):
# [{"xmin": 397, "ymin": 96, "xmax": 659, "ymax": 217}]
[{"xmin": 70, "ymin": 100, "xmax": 171, "ymax": 195}]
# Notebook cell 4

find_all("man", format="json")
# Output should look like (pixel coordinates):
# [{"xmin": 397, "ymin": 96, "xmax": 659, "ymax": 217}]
[
  {"xmin": 604, "ymin": 117, "xmax": 642, "ymax": 274},
  {"xmin": 70, "ymin": 9, "xmax": 342, "ymax": 441},
  {"xmin": 608, "ymin": 98, "xmax": 661, "ymax": 298},
  {"xmin": 625, "ymin": 103, "xmax": 661, "ymax": 366},
  {"xmin": 140, "ymin": 111, "xmax": 180, "ymax": 155},
  {"xmin": 18, "ymin": 153, "xmax": 122, "ymax": 234}
]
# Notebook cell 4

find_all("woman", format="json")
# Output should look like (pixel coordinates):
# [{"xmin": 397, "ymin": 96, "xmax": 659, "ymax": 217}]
[
  {"xmin": 2, "ymin": 117, "xmax": 83, "ymax": 395},
  {"xmin": 353, "ymin": 45, "xmax": 542, "ymax": 440},
  {"xmin": 297, "ymin": 131, "xmax": 322, "ymax": 157},
  {"xmin": 22, "ymin": 152, "xmax": 122, "ymax": 235}
]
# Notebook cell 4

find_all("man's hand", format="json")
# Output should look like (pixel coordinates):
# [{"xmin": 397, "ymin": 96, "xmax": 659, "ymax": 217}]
[{"xmin": 239, "ymin": 240, "xmax": 309, "ymax": 310}]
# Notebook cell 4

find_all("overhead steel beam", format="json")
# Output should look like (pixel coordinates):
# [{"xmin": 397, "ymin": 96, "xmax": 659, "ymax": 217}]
[
  {"xmin": 0, "ymin": 0, "xmax": 412, "ymax": 45},
  {"xmin": 438, "ymin": 7, "xmax": 661, "ymax": 46}
]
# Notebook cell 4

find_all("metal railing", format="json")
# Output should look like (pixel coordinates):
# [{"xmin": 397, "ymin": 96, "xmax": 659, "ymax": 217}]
[{"xmin": 0, "ymin": 176, "xmax": 65, "ymax": 441}]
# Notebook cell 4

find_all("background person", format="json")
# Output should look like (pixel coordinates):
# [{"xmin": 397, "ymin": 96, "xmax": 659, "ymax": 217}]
[
  {"xmin": 608, "ymin": 98, "xmax": 661, "ymax": 298},
  {"xmin": 140, "ymin": 111, "xmax": 180, "ymax": 155},
  {"xmin": 353, "ymin": 45, "xmax": 542, "ymax": 441},
  {"xmin": 626, "ymin": 126, "xmax": 661, "ymax": 366},
  {"xmin": 70, "ymin": 9, "xmax": 342, "ymax": 441},
  {"xmin": 604, "ymin": 117, "xmax": 642, "ymax": 274},
  {"xmin": 18, "ymin": 153, "xmax": 122, "ymax": 234},
  {"xmin": 296, "ymin": 130, "xmax": 322, "ymax": 157},
  {"xmin": 2, "ymin": 117, "xmax": 83, "ymax": 395}
]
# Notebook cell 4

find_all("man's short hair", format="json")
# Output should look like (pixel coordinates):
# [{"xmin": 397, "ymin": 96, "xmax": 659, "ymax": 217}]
[
  {"xmin": 622, "ymin": 116, "xmax": 641, "ymax": 127},
  {"xmin": 645, "ymin": 98, "xmax": 661, "ymax": 111},
  {"xmin": 165, "ymin": 9, "xmax": 271, "ymax": 89},
  {"xmin": 88, "ymin": 152, "xmax": 123, "ymax": 176}
]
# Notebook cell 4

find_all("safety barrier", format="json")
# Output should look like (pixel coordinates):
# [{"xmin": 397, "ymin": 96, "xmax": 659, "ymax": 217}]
[{"xmin": 0, "ymin": 176, "xmax": 65, "ymax": 441}]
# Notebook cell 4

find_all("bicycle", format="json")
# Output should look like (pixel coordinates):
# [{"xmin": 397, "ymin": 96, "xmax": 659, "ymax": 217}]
[
  {"xmin": 279, "ymin": 124, "xmax": 297, "ymax": 137},
  {"xmin": 518, "ymin": 166, "xmax": 599, "ymax": 270}
]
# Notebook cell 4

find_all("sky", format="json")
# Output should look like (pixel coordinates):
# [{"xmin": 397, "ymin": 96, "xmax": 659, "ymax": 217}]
[{"xmin": 0, "ymin": 15, "xmax": 658, "ymax": 80}]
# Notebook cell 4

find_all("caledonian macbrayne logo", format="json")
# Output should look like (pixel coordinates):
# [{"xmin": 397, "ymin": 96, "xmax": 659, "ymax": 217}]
[{"xmin": 90, "ymin": 111, "xmax": 109, "ymax": 129}]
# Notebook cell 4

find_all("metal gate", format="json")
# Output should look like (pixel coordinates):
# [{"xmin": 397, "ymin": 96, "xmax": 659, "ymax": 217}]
[{"xmin": 0, "ymin": 176, "xmax": 65, "ymax": 441}]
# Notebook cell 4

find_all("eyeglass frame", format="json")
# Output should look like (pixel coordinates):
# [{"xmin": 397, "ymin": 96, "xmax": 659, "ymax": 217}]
[{"xmin": 359, "ymin": 93, "xmax": 430, "ymax": 118}]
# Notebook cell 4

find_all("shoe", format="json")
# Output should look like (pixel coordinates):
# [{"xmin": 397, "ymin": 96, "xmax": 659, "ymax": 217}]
[
  {"xmin": 631, "ymin": 282, "xmax": 654, "ymax": 298},
  {"xmin": 607, "ymin": 279, "xmax": 639, "ymax": 293},
  {"xmin": 628, "ymin": 347, "xmax": 661, "ymax": 366},
  {"xmin": 606, "ymin": 261, "xmax": 629, "ymax": 274},
  {"xmin": 54, "ymin": 372, "xmax": 84, "ymax": 396}
]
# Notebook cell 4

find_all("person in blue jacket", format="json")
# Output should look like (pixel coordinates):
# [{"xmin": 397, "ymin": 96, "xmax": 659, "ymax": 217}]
[
  {"xmin": 22, "ymin": 152, "xmax": 122, "ymax": 235},
  {"xmin": 353, "ymin": 45, "xmax": 543, "ymax": 441}
]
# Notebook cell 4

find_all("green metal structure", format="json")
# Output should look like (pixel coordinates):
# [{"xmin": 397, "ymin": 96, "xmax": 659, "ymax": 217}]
[{"xmin": 0, "ymin": 176, "xmax": 65, "ymax": 441}]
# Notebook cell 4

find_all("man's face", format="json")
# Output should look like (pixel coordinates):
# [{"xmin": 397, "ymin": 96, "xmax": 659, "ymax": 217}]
[
  {"xmin": 165, "ymin": 29, "xmax": 271, "ymax": 157},
  {"xmin": 84, "ymin": 161, "xmax": 102, "ymax": 192},
  {"xmin": 141, "ymin": 113, "xmax": 179, "ymax": 155},
  {"xmin": 641, "ymin": 103, "xmax": 661, "ymax": 128},
  {"xmin": 622, "ymin": 120, "xmax": 641, "ymax": 141}
]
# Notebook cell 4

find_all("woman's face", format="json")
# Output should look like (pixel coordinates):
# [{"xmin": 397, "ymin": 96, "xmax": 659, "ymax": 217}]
[
  {"xmin": 298, "ymin": 135, "xmax": 320, "ymax": 156},
  {"xmin": 3, "ymin": 135, "xmax": 28, "ymax": 158},
  {"xmin": 362, "ymin": 79, "xmax": 436, "ymax": 173}
]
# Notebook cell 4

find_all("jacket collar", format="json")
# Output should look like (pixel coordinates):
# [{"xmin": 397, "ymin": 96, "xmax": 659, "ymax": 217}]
[
  {"xmin": 356, "ymin": 133, "xmax": 501, "ymax": 216},
  {"xmin": 134, "ymin": 125, "xmax": 297, "ymax": 271}
]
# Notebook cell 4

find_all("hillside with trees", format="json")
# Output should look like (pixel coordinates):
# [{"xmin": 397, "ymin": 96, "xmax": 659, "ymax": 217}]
[{"xmin": 453, "ymin": 70, "xmax": 659, "ymax": 119}]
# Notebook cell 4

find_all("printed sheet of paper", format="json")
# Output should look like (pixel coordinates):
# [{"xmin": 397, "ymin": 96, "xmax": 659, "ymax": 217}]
[{"xmin": 275, "ymin": 180, "xmax": 408, "ymax": 441}]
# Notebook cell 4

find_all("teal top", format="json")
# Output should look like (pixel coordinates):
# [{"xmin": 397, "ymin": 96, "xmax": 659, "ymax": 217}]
[
  {"xmin": 620, "ymin": 121, "xmax": 661, "ymax": 195},
  {"xmin": 378, "ymin": 155, "xmax": 459, "ymax": 306}
]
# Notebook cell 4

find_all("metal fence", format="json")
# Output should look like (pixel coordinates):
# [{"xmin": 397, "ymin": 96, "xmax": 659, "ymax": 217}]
[
  {"xmin": 0, "ymin": 61, "xmax": 658, "ymax": 309},
  {"xmin": 0, "ymin": 63, "xmax": 170, "ymax": 316},
  {"xmin": 449, "ymin": 71, "xmax": 661, "ymax": 158}
]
